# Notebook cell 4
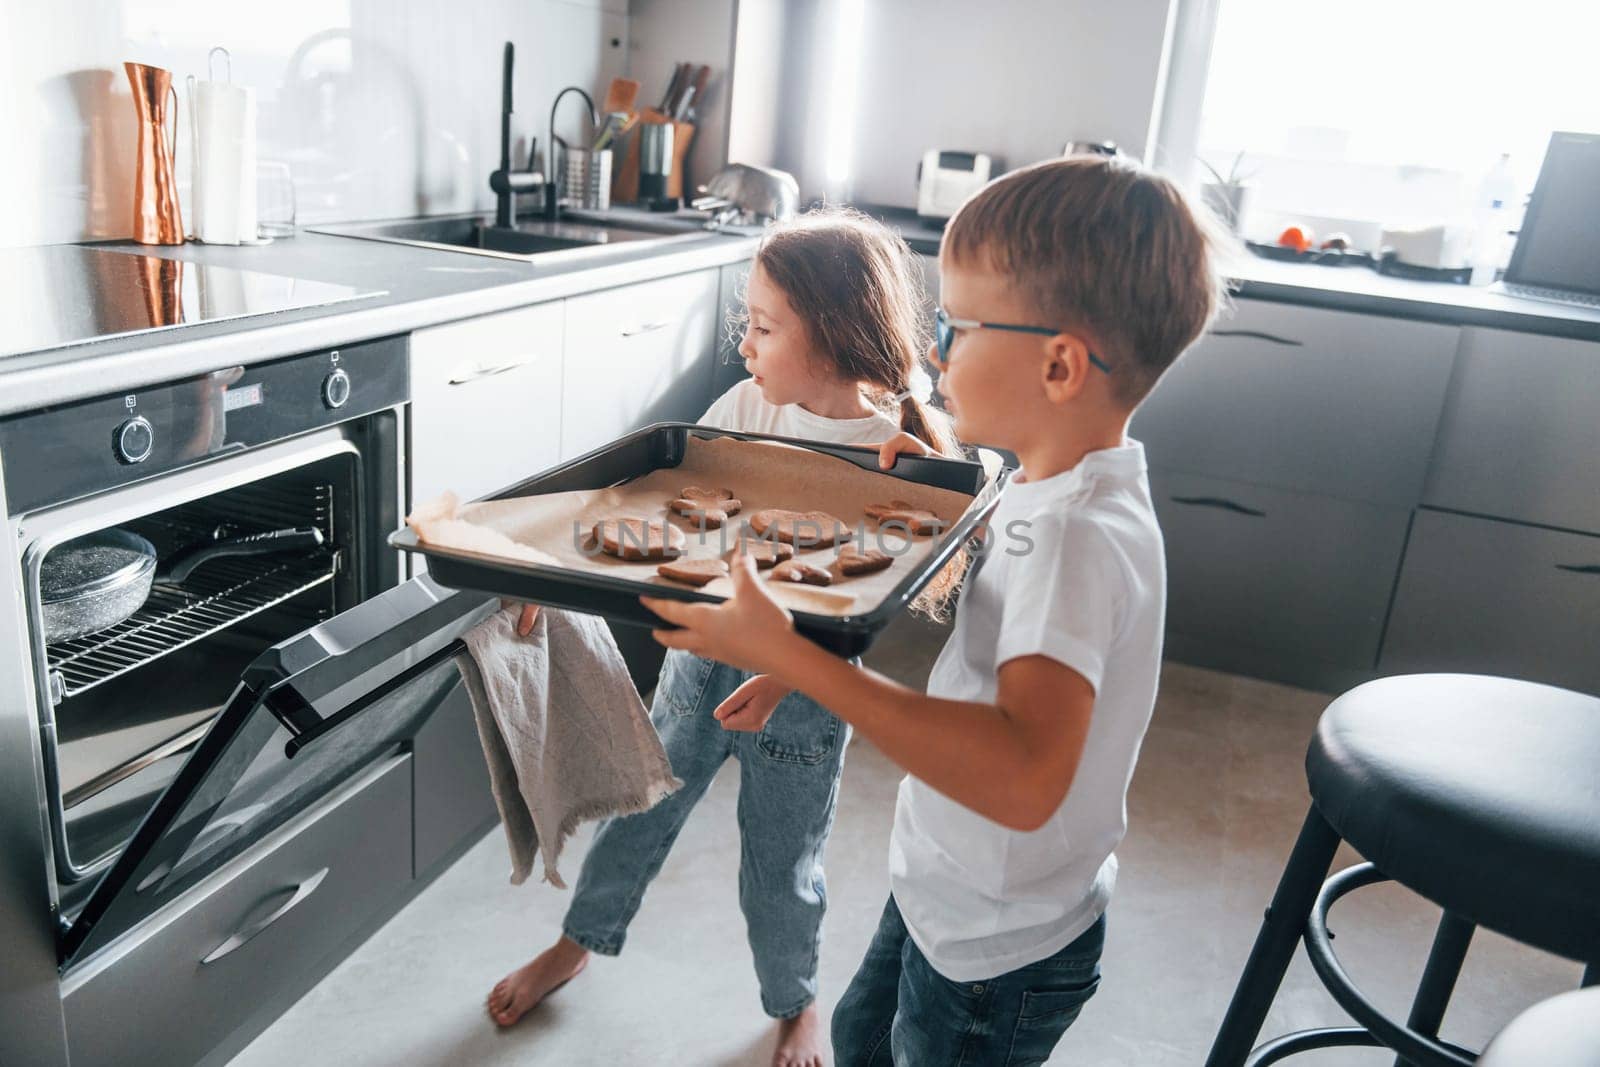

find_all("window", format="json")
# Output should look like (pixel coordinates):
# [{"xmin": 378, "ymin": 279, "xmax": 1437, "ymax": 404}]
[{"xmin": 1188, "ymin": 0, "xmax": 1600, "ymax": 246}]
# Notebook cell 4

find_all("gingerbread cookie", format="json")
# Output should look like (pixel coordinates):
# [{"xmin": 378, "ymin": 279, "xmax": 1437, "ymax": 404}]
[
  {"xmin": 592, "ymin": 518, "xmax": 685, "ymax": 561},
  {"xmin": 656, "ymin": 558, "xmax": 730, "ymax": 587},
  {"xmin": 836, "ymin": 545, "xmax": 894, "ymax": 577},
  {"xmin": 864, "ymin": 499, "xmax": 945, "ymax": 536},
  {"xmin": 670, "ymin": 486, "xmax": 742, "ymax": 528},
  {"xmin": 747, "ymin": 508, "xmax": 854, "ymax": 547},
  {"xmin": 770, "ymin": 559, "xmax": 833, "ymax": 586},
  {"xmin": 727, "ymin": 540, "xmax": 795, "ymax": 570}
]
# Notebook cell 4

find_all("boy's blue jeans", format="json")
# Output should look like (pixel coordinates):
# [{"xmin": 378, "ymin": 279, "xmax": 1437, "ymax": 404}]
[
  {"xmin": 563, "ymin": 649, "xmax": 851, "ymax": 1019},
  {"xmin": 832, "ymin": 895, "xmax": 1105, "ymax": 1066}
]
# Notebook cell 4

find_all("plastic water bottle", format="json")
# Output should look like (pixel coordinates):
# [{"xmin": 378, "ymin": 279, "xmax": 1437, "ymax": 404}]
[{"xmin": 1471, "ymin": 154, "xmax": 1517, "ymax": 284}]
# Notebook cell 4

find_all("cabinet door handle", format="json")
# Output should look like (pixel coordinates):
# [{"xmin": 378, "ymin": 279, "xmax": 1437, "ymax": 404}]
[
  {"xmin": 200, "ymin": 867, "xmax": 329, "ymax": 964},
  {"xmin": 1170, "ymin": 495, "xmax": 1266, "ymax": 518},
  {"xmin": 1210, "ymin": 329, "xmax": 1305, "ymax": 347},
  {"xmin": 1555, "ymin": 563, "xmax": 1600, "ymax": 575},
  {"xmin": 620, "ymin": 319, "xmax": 673, "ymax": 337},
  {"xmin": 448, "ymin": 356, "xmax": 539, "ymax": 385}
]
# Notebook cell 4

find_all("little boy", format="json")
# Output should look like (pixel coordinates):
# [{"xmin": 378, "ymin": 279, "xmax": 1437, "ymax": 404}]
[{"xmin": 643, "ymin": 156, "xmax": 1231, "ymax": 1065}]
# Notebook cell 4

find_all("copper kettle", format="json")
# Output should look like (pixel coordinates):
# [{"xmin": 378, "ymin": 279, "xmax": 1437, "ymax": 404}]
[{"xmin": 125, "ymin": 62, "xmax": 184, "ymax": 244}]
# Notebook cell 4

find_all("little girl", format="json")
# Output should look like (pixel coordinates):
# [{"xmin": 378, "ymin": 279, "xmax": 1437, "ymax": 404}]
[{"xmin": 485, "ymin": 207, "xmax": 958, "ymax": 1066}]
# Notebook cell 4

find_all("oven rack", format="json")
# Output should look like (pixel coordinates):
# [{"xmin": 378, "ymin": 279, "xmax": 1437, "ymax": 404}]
[{"xmin": 46, "ymin": 553, "xmax": 338, "ymax": 701}]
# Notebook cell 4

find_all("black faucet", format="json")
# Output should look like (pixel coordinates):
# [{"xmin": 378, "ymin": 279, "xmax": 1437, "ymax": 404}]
[
  {"xmin": 545, "ymin": 85, "xmax": 599, "ymax": 222},
  {"xmin": 488, "ymin": 42, "xmax": 540, "ymax": 229}
]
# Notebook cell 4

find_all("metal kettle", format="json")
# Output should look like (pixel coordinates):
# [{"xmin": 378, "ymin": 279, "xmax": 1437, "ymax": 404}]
[{"xmin": 125, "ymin": 62, "xmax": 184, "ymax": 245}]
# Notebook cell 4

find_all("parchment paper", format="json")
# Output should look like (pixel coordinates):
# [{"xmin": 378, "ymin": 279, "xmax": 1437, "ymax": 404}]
[{"xmin": 415, "ymin": 435, "xmax": 978, "ymax": 617}]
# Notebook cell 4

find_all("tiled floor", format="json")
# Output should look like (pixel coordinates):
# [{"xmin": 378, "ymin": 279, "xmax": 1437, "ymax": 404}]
[{"xmin": 233, "ymin": 616, "xmax": 1582, "ymax": 1065}]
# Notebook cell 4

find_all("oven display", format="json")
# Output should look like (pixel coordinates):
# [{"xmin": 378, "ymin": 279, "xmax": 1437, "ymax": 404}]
[{"xmin": 223, "ymin": 382, "xmax": 265, "ymax": 412}]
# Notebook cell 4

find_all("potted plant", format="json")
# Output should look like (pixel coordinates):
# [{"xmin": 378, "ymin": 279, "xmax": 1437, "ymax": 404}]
[{"xmin": 1198, "ymin": 151, "xmax": 1256, "ymax": 235}]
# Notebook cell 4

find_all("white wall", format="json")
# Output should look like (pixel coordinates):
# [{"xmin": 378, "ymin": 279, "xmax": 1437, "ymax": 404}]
[
  {"xmin": 2, "ymin": 0, "xmax": 629, "ymax": 247},
  {"xmin": 842, "ymin": 0, "xmax": 1179, "ymax": 207}
]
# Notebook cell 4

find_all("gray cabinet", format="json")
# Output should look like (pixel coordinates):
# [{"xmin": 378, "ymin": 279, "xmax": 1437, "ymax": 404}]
[
  {"xmin": 62, "ymin": 755, "xmax": 413, "ymax": 1067},
  {"xmin": 1150, "ymin": 470, "xmax": 1411, "ymax": 684},
  {"xmin": 560, "ymin": 268, "xmax": 721, "ymax": 457},
  {"xmin": 1381, "ymin": 509, "xmax": 1600, "ymax": 694},
  {"xmin": 1423, "ymin": 327, "xmax": 1600, "ymax": 534},
  {"xmin": 410, "ymin": 302, "xmax": 565, "ymax": 507},
  {"xmin": 1133, "ymin": 299, "xmax": 1458, "ymax": 506},
  {"xmin": 412, "ymin": 678, "xmax": 498, "ymax": 876}
]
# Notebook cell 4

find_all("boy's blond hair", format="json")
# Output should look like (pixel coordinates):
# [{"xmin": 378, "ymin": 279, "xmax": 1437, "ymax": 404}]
[{"xmin": 944, "ymin": 156, "xmax": 1235, "ymax": 406}]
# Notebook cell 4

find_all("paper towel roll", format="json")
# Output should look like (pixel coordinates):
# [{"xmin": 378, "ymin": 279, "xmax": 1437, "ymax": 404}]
[{"xmin": 189, "ymin": 80, "xmax": 257, "ymax": 244}]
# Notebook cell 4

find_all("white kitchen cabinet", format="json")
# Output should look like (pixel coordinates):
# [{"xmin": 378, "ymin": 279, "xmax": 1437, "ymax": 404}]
[
  {"xmin": 1131, "ymin": 299, "xmax": 1459, "ymax": 506},
  {"xmin": 410, "ymin": 302, "xmax": 565, "ymax": 507},
  {"xmin": 560, "ymin": 268, "xmax": 720, "ymax": 457}
]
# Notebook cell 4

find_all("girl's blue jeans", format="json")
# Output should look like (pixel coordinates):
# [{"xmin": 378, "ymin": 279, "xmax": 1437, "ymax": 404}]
[{"xmin": 563, "ymin": 649, "xmax": 852, "ymax": 1019}]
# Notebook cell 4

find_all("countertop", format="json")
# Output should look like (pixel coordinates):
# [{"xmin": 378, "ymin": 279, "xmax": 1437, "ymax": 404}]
[
  {"xmin": 860, "ymin": 203, "xmax": 1600, "ymax": 344},
  {"xmin": 0, "ymin": 212, "xmax": 758, "ymax": 417}
]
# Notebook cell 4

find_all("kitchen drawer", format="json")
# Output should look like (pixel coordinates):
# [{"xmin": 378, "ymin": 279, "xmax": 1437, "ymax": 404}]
[
  {"xmin": 63, "ymin": 754, "xmax": 412, "ymax": 1067},
  {"xmin": 1423, "ymin": 327, "xmax": 1600, "ymax": 533},
  {"xmin": 1381, "ymin": 509, "xmax": 1600, "ymax": 694},
  {"xmin": 1151, "ymin": 469, "xmax": 1411, "ymax": 671},
  {"xmin": 1131, "ymin": 299, "xmax": 1458, "ymax": 505},
  {"xmin": 411, "ymin": 301, "xmax": 565, "ymax": 506},
  {"xmin": 413, "ymin": 675, "xmax": 498, "ymax": 876},
  {"xmin": 561, "ymin": 268, "xmax": 720, "ymax": 457}
]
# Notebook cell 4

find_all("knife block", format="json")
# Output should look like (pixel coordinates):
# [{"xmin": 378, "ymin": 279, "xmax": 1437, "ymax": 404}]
[{"xmin": 612, "ymin": 107, "xmax": 695, "ymax": 203}]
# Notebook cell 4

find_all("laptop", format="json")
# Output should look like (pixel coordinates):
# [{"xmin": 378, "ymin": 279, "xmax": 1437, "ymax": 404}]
[{"xmin": 1499, "ymin": 131, "xmax": 1600, "ymax": 309}]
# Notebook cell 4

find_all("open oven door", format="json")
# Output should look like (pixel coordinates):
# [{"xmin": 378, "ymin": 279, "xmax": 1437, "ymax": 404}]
[{"xmin": 57, "ymin": 575, "xmax": 493, "ymax": 969}]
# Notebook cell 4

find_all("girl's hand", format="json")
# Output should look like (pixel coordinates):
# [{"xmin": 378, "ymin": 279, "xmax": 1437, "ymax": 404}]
[
  {"xmin": 713, "ymin": 674, "xmax": 789, "ymax": 732},
  {"xmin": 640, "ymin": 554, "xmax": 797, "ymax": 675},
  {"xmin": 877, "ymin": 431, "xmax": 933, "ymax": 470},
  {"xmin": 499, "ymin": 600, "xmax": 540, "ymax": 636}
]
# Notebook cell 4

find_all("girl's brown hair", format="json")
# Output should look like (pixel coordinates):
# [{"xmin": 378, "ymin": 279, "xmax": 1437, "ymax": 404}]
[
  {"xmin": 752, "ymin": 207, "xmax": 969, "ymax": 618},
  {"xmin": 752, "ymin": 207, "xmax": 961, "ymax": 458}
]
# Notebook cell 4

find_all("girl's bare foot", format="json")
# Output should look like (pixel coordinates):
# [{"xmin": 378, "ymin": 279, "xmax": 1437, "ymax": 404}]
[
  {"xmin": 773, "ymin": 1003, "xmax": 826, "ymax": 1067},
  {"xmin": 484, "ymin": 936, "xmax": 590, "ymax": 1028}
]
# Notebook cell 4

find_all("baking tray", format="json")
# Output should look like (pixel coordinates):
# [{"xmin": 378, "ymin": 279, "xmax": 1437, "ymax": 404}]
[{"xmin": 389, "ymin": 423, "xmax": 1008, "ymax": 656}]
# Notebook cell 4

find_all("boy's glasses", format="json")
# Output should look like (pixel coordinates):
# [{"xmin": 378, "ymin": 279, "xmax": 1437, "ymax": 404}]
[{"xmin": 934, "ymin": 307, "xmax": 1113, "ymax": 374}]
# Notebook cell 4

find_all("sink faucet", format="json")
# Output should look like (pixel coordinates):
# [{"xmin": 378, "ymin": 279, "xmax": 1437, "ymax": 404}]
[
  {"xmin": 489, "ymin": 42, "xmax": 541, "ymax": 229},
  {"xmin": 546, "ymin": 85, "xmax": 599, "ymax": 222}
]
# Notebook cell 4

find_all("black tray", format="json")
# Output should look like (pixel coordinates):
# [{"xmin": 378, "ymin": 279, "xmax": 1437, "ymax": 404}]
[{"xmin": 390, "ymin": 423, "xmax": 1007, "ymax": 657}]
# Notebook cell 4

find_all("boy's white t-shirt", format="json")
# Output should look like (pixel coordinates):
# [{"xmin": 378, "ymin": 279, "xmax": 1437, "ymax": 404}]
[
  {"xmin": 700, "ymin": 378, "xmax": 902, "ymax": 445},
  {"xmin": 888, "ymin": 439, "xmax": 1165, "ymax": 982}
]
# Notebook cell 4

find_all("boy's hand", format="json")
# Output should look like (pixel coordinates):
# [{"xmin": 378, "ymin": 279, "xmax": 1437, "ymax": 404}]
[
  {"xmin": 713, "ymin": 674, "xmax": 788, "ymax": 732},
  {"xmin": 641, "ymin": 553, "xmax": 797, "ymax": 676},
  {"xmin": 877, "ymin": 431, "xmax": 933, "ymax": 470},
  {"xmin": 499, "ymin": 600, "xmax": 540, "ymax": 636}
]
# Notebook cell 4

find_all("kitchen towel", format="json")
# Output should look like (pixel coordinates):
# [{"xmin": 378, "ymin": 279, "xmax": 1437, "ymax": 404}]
[{"xmin": 457, "ymin": 604, "xmax": 680, "ymax": 888}]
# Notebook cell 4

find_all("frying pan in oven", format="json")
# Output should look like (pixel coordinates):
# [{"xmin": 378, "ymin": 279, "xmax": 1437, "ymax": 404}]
[{"xmin": 39, "ymin": 526, "xmax": 326, "ymax": 643}]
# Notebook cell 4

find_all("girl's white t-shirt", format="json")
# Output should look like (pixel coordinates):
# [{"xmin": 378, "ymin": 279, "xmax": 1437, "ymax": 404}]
[{"xmin": 700, "ymin": 378, "xmax": 902, "ymax": 445}]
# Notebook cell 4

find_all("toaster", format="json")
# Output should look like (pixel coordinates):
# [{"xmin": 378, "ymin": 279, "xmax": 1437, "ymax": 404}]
[{"xmin": 916, "ymin": 150, "xmax": 992, "ymax": 220}]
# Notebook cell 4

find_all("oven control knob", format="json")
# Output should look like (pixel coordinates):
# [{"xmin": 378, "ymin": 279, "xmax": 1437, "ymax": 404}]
[
  {"xmin": 322, "ymin": 368, "xmax": 352, "ymax": 409},
  {"xmin": 114, "ymin": 416, "xmax": 154, "ymax": 464}
]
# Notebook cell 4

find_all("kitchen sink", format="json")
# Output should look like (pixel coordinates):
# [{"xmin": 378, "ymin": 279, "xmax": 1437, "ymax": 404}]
[{"xmin": 308, "ymin": 213, "xmax": 715, "ymax": 264}]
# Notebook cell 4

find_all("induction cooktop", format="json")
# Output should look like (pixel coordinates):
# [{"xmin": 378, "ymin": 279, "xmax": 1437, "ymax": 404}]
[{"xmin": 0, "ymin": 244, "xmax": 384, "ymax": 357}]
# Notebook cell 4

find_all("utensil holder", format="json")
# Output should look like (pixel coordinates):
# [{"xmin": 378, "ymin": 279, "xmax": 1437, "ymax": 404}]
[
  {"xmin": 613, "ymin": 108, "xmax": 695, "ymax": 203},
  {"xmin": 561, "ymin": 146, "xmax": 612, "ymax": 211}
]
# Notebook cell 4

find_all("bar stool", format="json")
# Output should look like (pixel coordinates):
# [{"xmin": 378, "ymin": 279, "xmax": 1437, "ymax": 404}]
[{"xmin": 1206, "ymin": 674, "xmax": 1600, "ymax": 1066}]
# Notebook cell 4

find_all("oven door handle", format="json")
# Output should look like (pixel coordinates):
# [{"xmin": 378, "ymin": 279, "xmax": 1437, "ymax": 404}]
[
  {"xmin": 200, "ymin": 867, "xmax": 329, "ymax": 964},
  {"xmin": 243, "ymin": 576, "xmax": 493, "ymax": 758},
  {"xmin": 269, "ymin": 637, "xmax": 469, "ymax": 758}
]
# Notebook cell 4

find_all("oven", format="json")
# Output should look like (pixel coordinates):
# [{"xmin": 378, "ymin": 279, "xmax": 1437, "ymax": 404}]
[{"xmin": 1, "ymin": 336, "xmax": 492, "ymax": 971}]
